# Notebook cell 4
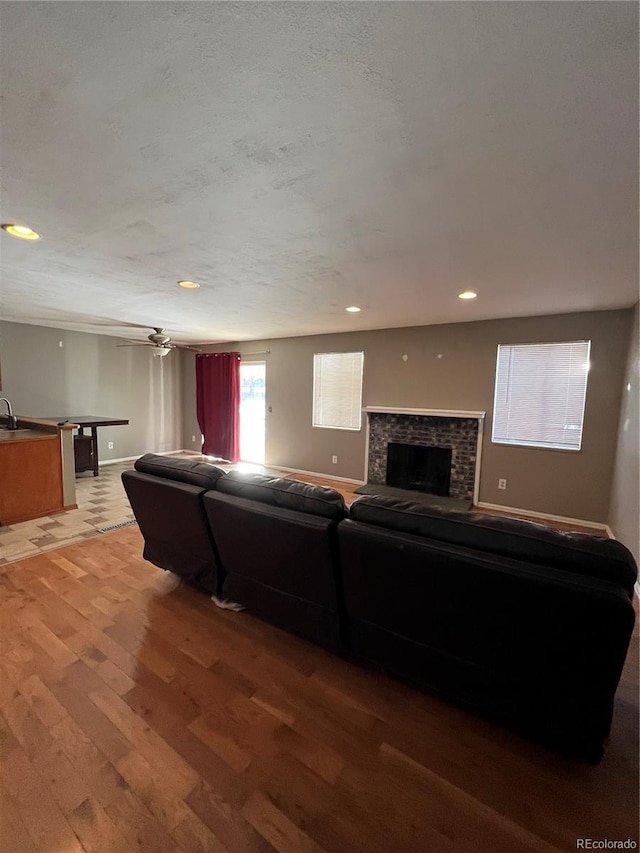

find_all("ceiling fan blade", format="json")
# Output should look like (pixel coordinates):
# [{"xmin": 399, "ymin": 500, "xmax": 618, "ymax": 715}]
[
  {"xmin": 7, "ymin": 314, "xmax": 153, "ymax": 330},
  {"xmin": 115, "ymin": 327, "xmax": 201, "ymax": 351},
  {"xmin": 171, "ymin": 344, "xmax": 203, "ymax": 353}
]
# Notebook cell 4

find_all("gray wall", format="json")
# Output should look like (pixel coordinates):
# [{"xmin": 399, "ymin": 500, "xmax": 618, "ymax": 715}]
[
  {"xmin": 2, "ymin": 310, "xmax": 631, "ymax": 533},
  {"xmin": 0, "ymin": 321, "xmax": 183, "ymax": 460},
  {"xmin": 182, "ymin": 309, "xmax": 632, "ymax": 525},
  {"xmin": 608, "ymin": 302, "xmax": 639, "ymax": 561}
]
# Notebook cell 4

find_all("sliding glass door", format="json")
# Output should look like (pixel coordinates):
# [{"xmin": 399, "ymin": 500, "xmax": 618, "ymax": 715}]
[{"xmin": 239, "ymin": 362, "xmax": 266, "ymax": 464}]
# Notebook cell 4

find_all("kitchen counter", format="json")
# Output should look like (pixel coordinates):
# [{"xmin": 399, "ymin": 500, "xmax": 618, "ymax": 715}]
[{"xmin": 0, "ymin": 416, "xmax": 77, "ymax": 525}]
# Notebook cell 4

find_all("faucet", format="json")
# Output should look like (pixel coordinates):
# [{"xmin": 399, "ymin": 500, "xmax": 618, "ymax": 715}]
[{"xmin": 0, "ymin": 398, "xmax": 18, "ymax": 430}]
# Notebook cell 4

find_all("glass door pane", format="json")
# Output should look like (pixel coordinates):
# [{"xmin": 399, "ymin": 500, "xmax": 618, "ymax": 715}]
[{"xmin": 239, "ymin": 362, "xmax": 266, "ymax": 464}]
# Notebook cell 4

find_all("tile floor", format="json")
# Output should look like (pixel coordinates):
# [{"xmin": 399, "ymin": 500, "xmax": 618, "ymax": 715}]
[{"xmin": 0, "ymin": 460, "xmax": 137, "ymax": 566}]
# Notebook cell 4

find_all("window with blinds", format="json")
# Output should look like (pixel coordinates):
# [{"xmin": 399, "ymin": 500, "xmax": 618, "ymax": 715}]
[
  {"xmin": 313, "ymin": 352, "xmax": 364, "ymax": 431},
  {"xmin": 492, "ymin": 340, "xmax": 591, "ymax": 451}
]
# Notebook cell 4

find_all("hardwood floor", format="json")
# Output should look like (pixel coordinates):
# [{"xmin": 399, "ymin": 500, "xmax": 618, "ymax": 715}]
[{"xmin": 1, "ymin": 526, "xmax": 637, "ymax": 852}]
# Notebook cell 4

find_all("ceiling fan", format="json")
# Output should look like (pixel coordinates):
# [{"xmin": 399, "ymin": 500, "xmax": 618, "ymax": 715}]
[{"xmin": 116, "ymin": 327, "xmax": 202, "ymax": 357}]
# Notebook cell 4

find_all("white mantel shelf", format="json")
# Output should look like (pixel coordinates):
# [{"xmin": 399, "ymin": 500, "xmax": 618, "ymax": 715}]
[{"xmin": 363, "ymin": 407, "xmax": 485, "ymax": 419}]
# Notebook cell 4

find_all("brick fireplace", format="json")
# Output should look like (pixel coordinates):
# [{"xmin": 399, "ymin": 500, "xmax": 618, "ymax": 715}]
[{"xmin": 364, "ymin": 407, "xmax": 486, "ymax": 503}]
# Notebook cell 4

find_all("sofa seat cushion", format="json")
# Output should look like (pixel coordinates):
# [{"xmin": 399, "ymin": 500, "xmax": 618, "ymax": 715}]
[
  {"xmin": 349, "ymin": 495, "xmax": 637, "ymax": 596},
  {"xmin": 134, "ymin": 453, "xmax": 225, "ymax": 489},
  {"xmin": 216, "ymin": 471, "xmax": 347, "ymax": 520}
]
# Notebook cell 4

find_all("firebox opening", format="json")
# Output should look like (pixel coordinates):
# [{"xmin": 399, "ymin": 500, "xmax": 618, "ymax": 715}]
[{"xmin": 386, "ymin": 442, "xmax": 452, "ymax": 497}]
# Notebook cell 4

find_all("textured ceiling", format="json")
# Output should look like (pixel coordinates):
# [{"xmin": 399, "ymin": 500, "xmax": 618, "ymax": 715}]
[{"xmin": 0, "ymin": 2, "xmax": 638, "ymax": 345}]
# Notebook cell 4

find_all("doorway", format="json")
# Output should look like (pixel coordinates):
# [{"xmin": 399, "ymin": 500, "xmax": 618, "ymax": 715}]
[{"xmin": 239, "ymin": 361, "xmax": 266, "ymax": 464}]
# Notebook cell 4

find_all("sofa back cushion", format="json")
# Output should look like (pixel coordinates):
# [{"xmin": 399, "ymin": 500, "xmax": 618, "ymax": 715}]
[
  {"xmin": 337, "ymin": 517, "xmax": 635, "ymax": 759},
  {"xmin": 349, "ymin": 495, "xmax": 637, "ymax": 596},
  {"xmin": 122, "ymin": 455, "xmax": 224, "ymax": 592},
  {"xmin": 204, "ymin": 492, "xmax": 339, "ymax": 604},
  {"xmin": 134, "ymin": 453, "xmax": 225, "ymax": 489},
  {"xmin": 216, "ymin": 471, "xmax": 347, "ymax": 520},
  {"xmin": 339, "ymin": 518, "xmax": 633, "ymax": 675},
  {"xmin": 202, "ymin": 489, "xmax": 343, "ymax": 649}
]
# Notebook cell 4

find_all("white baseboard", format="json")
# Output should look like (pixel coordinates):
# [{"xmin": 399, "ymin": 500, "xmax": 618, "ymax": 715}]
[
  {"xmin": 99, "ymin": 450, "xmax": 185, "ymax": 467},
  {"xmin": 99, "ymin": 455, "xmax": 140, "ymax": 466},
  {"xmin": 475, "ymin": 501, "xmax": 608, "ymax": 532},
  {"xmin": 271, "ymin": 465, "xmax": 365, "ymax": 486}
]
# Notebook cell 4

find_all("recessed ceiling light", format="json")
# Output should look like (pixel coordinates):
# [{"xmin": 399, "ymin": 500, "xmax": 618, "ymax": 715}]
[
  {"xmin": 346, "ymin": 306, "xmax": 361, "ymax": 313},
  {"xmin": 458, "ymin": 290, "xmax": 477, "ymax": 300},
  {"xmin": 178, "ymin": 280, "xmax": 200, "ymax": 289},
  {"xmin": 1, "ymin": 223, "xmax": 40, "ymax": 240}
]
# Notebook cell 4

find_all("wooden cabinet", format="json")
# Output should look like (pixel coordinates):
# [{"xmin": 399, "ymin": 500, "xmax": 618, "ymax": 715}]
[{"xmin": 0, "ymin": 435, "xmax": 64, "ymax": 525}]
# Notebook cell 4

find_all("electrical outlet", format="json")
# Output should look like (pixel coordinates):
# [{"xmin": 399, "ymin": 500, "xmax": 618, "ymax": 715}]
[
  {"xmin": 108, "ymin": 441, "xmax": 114, "ymax": 450},
  {"xmin": 498, "ymin": 478, "xmax": 507, "ymax": 490},
  {"xmin": 332, "ymin": 455, "xmax": 338, "ymax": 464},
  {"xmin": 192, "ymin": 435, "xmax": 196, "ymax": 443}
]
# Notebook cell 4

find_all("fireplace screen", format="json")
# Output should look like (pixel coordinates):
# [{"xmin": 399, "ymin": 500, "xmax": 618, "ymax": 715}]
[{"xmin": 386, "ymin": 442, "xmax": 452, "ymax": 496}]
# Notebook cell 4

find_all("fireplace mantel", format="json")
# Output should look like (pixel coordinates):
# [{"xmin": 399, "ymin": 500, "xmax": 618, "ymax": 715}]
[{"xmin": 364, "ymin": 406, "xmax": 485, "ymax": 420}]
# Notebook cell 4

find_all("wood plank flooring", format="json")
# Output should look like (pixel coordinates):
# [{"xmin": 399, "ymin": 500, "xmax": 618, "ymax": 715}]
[{"xmin": 0, "ymin": 526, "xmax": 637, "ymax": 852}]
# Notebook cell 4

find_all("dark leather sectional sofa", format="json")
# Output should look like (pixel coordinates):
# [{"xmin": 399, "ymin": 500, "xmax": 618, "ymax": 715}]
[{"xmin": 122, "ymin": 453, "xmax": 637, "ymax": 763}]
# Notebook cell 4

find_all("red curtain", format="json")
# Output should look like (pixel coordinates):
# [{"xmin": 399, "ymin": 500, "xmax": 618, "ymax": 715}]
[{"xmin": 195, "ymin": 352, "xmax": 240, "ymax": 462}]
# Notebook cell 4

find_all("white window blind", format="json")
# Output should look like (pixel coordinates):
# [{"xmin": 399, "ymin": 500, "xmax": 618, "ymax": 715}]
[
  {"xmin": 492, "ymin": 340, "xmax": 591, "ymax": 451},
  {"xmin": 313, "ymin": 352, "xmax": 364, "ymax": 431}
]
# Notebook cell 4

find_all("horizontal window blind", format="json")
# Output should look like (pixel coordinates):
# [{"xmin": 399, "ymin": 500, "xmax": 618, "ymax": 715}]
[
  {"xmin": 313, "ymin": 352, "xmax": 364, "ymax": 431},
  {"xmin": 492, "ymin": 340, "xmax": 591, "ymax": 451}
]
